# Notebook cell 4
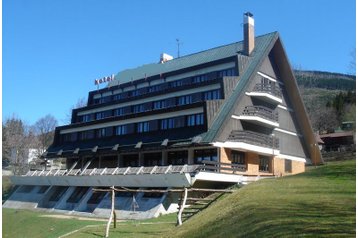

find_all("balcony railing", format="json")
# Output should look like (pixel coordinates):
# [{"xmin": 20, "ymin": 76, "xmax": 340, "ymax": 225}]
[
  {"xmin": 24, "ymin": 164, "xmax": 202, "ymax": 177},
  {"xmin": 252, "ymin": 83, "xmax": 282, "ymax": 98},
  {"xmin": 241, "ymin": 106, "xmax": 278, "ymax": 122},
  {"xmin": 199, "ymin": 160, "xmax": 247, "ymax": 173},
  {"xmin": 228, "ymin": 130, "xmax": 279, "ymax": 149}
]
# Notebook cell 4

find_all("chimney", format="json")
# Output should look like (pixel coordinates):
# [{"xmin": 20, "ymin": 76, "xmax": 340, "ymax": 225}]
[
  {"xmin": 243, "ymin": 12, "xmax": 255, "ymax": 56},
  {"xmin": 159, "ymin": 53, "xmax": 174, "ymax": 64}
]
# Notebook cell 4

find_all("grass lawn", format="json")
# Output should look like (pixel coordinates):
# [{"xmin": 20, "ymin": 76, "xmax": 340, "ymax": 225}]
[
  {"xmin": 2, "ymin": 209, "xmax": 106, "ymax": 238},
  {"xmin": 2, "ymin": 160, "xmax": 355, "ymax": 237},
  {"xmin": 65, "ymin": 214, "xmax": 177, "ymax": 238},
  {"xmin": 170, "ymin": 159, "xmax": 356, "ymax": 237}
]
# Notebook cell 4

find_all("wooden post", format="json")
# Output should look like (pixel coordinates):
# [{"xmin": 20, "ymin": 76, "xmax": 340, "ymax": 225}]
[
  {"xmin": 177, "ymin": 187, "xmax": 187, "ymax": 226},
  {"xmin": 105, "ymin": 186, "xmax": 115, "ymax": 238}
]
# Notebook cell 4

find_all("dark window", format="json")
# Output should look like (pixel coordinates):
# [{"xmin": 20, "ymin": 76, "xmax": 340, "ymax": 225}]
[
  {"xmin": 160, "ymin": 118, "xmax": 175, "ymax": 130},
  {"xmin": 95, "ymin": 110, "xmax": 112, "ymax": 120},
  {"xmin": 218, "ymin": 68, "xmax": 236, "ymax": 77},
  {"xmin": 187, "ymin": 114, "xmax": 204, "ymax": 126},
  {"xmin": 149, "ymin": 120, "xmax": 158, "ymax": 131},
  {"xmin": 259, "ymin": 156, "xmax": 270, "ymax": 172},
  {"xmin": 168, "ymin": 151, "xmax": 188, "ymax": 165},
  {"xmin": 174, "ymin": 116, "xmax": 185, "ymax": 128},
  {"xmin": 97, "ymin": 127, "xmax": 113, "ymax": 138},
  {"xmin": 137, "ymin": 122, "xmax": 150, "ymax": 133},
  {"xmin": 122, "ymin": 106, "xmax": 132, "ymax": 115},
  {"xmin": 82, "ymin": 114, "xmax": 94, "ymax": 122},
  {"xmin": 192, "ymin": 93, "xmax": 202, "ymax": 103},
  {"xmin": 170, "ymin": 80, "xmax": 183, "ymax": 88},
  {"xmin": 285, "ymin": 159, "xmax": 292, "ymax": 173},
  {"xmin": 153, "ymin": 100, "xmax": 167, "ymax": 110},
  {"xmin": 204, "ymin": 89, "xmax": 221, "ymax": 100},
  {"xmin": 133, "ymin": 104, "xmax": 145, "ymax": 113},
  {"xmin": 122, "ymin": 154, "xmax": 139, "ymax": 167},
  {"xmin": 143, "ymin": 153, "xmax": 162, "ymax": 166},
  {"xmin": 143, "ymin": 102, "xmax": 152, "ymax": 111},
  {"xmin": 116, "ymin": 124, "xmax": 131, "ymax": 135},
  {"xmin": 178, "ymin": 95, "xmax": 192, "ymax": 105},
  {"xmin": 79, "ymin": 130, "xmax": 95, "ymax": 140},
  {"xmin": 231, "ymin": 151, "xmax": 245, "ymax": 164},
  {"xmin": 114, "ymin": 108, "xmax": 124, "ymax": 116},
  {"xmin": 113, "ymin": 94, "xmax": 121, "ymax": 101},
  {"xmin": 192, "ymin": 74, "xmax": 208, "ymax": 83},
  {"xmin": 194, "ymin": 149, "xmax": 218, "ymax": 164},
  {"xmin": 131, "ymin": 90, "xmax": 141, "ymax": 97},
  {"xmin": 63, "ymin": 132, "xmax": 78, "ymax": 142},
  {"xmin": 99, "ymin": 96, "xmax": 111, "ymax": 104},
  {"xmin": 166, "ymin": 98, "xmax": 176, "ymax": 107}
]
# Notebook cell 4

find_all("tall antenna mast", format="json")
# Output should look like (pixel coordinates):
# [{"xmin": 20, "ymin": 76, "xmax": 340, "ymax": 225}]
[{"xmin": 176, "ymin": 38, "xmax": 180, "ymax": 58}]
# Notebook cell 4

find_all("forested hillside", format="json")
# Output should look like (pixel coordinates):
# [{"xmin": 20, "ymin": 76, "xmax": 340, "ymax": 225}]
[{"xmin": 294, "ymin": 70, "xmax": 355, "ymax": 133}]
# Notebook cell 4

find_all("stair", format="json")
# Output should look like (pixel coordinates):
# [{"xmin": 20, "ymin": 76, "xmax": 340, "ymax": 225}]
[{"xmin": 177, "ymin": 191, "xmax": 225, "ymax": 223}]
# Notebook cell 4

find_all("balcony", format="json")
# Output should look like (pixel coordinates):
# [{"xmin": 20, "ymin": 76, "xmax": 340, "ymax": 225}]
[
  {"xmin": 233, "ymin": 106, "xmax": 279, "ymax": 128},
  {"xmin": 213, "ymin": 130, "xmax": 279, "ymax": 156},
  {"xmin": 245, "ymin": 83, "xmax": 282, "ymax": 104}
]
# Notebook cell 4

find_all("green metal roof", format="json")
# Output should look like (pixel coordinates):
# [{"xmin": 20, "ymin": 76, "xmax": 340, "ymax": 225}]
[
  {"xmin": 108, "ymin": 32, "xmax": 279, "ymax": 142},
  {"xmin": 109, "ymin": 37, "xmax": 245, "ymax": 86}
]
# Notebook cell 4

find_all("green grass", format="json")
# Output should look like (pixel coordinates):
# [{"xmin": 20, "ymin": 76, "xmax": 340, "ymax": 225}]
[
  {"xmin": 66, "ymin": 214, "xmax": 177, "ymax": 238},
  {"xmin": 3, "ymin": 160, "xmax": 355, "ymax": 237},
  {"xmin": 2, "ymin": 209, "xmax": 106, "ymax": 238},
  {"xmin": 170, "ymin": 160, "xmax": 356, "ymax": 237}
]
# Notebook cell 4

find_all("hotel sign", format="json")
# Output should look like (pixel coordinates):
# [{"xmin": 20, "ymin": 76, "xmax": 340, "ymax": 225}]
[{"xmin": 94, "ymin": 74, "xmax": 114, "ymax": 85}]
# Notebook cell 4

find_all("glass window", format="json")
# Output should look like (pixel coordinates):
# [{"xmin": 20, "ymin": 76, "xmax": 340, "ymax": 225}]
[
  {"xmin": 96, "ymin": 127, "xmax": 113, "ymax": 138},
  {"xmin": 114, "ymin": 108, "xmax": 124, "ymax": 116},
  {"xmin": 194, "ymin": 149, "xmax": 218, "ymax": 164},
  {"xmin": 153, "ymin": 100, "xmax": 167, "ymax": 110},
  {"xmin": 96, "ymin": 112, "xmax": 104, "ymax": 120},
  {"xmin": 192, "ymin": 74, "xmax": 208, "ymax": 83},
  {"xmin": 178, "ymin": 95, "xmax": 192, "ymax": 105},
  {"xmin": 231, "ymin": 151, "xmax": 245, "ymax": 164},
  {"xmin": 79, "ymin": 130, "xmax": 95, "ymax": 141},
  {"xmin": 259, "ymin": 156, "xmax": 270, "ymax": 172},
  {"xmin": 219, "ymin": 68, "xmax": 236, "ymax": 77},
  {"xmin": 137, "ymin": 122, "xmax": 150, "ymax": 133},
  {"xmin": 82, "ymin": 114, "xmax": 93, "ymax": 122},
  {"xmin": 170, "ymin": 80, "xmax": 183, "ymax": 88},
  {"xmin": 196, "ymin": 113, "xmax": 204, "ymax": 125},
  {"xmin": 187, "ymin": 114, "xmax": 204, "ymax": 126},
  {"xmin": 116, "ymin": 125, "xmax": 130, "ymax": 135},
  {"xmin": 168, "ymin": 151, "xmax": 188, "ymax": 165},
  {"xmin": 63, "ymin": 132, "xmax": 77, "ymax": 142},
  {"xmin": 285, "ymin": 159, "xmax": 292, "ymax": 173},
  {"xmin": 113, "ymin": 94, "xmax": 121, "ymax": 101},
  {"xmin": 160, "ymin": 118, "xmax": 175, "ymax": 130},
  {"xmin": 133, "ymin": 104, "xmax": 145, "ymax": 113},
  {"xmin": 187, "ymin": 115, "xmax": 196, "ymax": 126}
]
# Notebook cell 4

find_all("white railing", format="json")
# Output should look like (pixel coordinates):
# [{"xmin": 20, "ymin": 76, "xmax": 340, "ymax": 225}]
[{"xmin": 23, "ymin": 164, "xmax": 202, "ymax": 177}]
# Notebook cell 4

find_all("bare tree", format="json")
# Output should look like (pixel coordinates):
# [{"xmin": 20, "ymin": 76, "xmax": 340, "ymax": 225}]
[
  {"xmin": 2, "ymin": 115, "xmax": 33, "ymax": 174},
  {"xmin": 65, "ymin": 97, "xmax": 87, "ymax": 123},
  {"xmin": 33, "ymin": 114, "xmax": 58, "ymax": 160},
  {"xmin": 310, "ymin": 106, "xmax": 339, "ymax": 133}
]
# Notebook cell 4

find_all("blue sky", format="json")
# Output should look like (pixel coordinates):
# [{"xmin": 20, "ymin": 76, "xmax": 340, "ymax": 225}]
[{"xmin": 3, "ymin": 0, "xmax": 356, "ymax": 126}]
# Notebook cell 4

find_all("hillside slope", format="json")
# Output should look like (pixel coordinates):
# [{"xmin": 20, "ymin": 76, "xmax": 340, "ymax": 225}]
[{"xmin": 170, "ymin": 160, "xmax": 355, "ymax": 237}]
